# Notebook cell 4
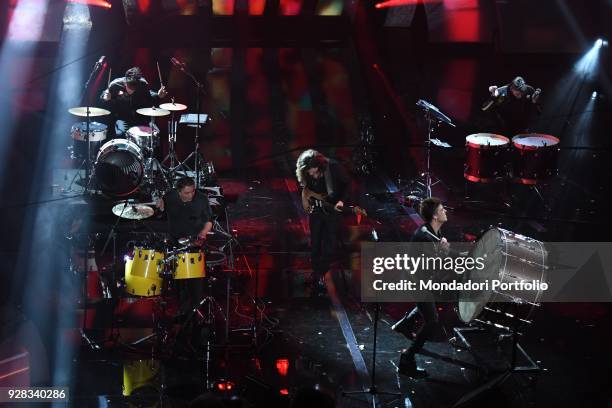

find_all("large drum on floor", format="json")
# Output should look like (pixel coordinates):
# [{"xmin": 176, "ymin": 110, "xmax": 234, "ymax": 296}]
[
  {"xmin": 125, "ymin": 247, "xmax": 164, "ymax": 297},
  {"xmin": 95, "ymin": 139, "xmax": 144, "ymax": 196},
  {"xmin": 70, "ymin": 121, "xmax": 107, "ymax": 160},
  {"xmin": 458, "ymin": 228, "xmax": 548, "ymax": 328},
  {"xmin": 464, "ymin": 133, "xmax": 510, "ymax": 183},
  {"xmin": 127, "ymin": 125, "xmax": 160, "ymax": 153},
  {"xmin": 511, "ymin": 133, "xmax": 560, "ymax": 185},
  {"xmin": 174, "ymin": 251, "xmax": 206, "ymax": 279}
]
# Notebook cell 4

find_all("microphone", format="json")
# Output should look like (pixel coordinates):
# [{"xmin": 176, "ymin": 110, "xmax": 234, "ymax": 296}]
[
  {"xmin": 171, "ymin": 57, "xmax": 185, "ymax": 68},
  {"xmin": 420, "ymin": 225, "xmax": 441, "ymax": 242}
]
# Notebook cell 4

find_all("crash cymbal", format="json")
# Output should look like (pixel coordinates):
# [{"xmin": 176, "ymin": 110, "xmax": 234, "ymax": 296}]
[
  {"xmin": 112, "ymin": 203, "xmax": 154, "ymax": 220},
  {"xmin": 136, "ymin": 107, "xmax": 171, "ymax": 117},
  {"xmin": 159, "ymin": 102, "xmax": 187, "ymax": 112},
  {"xmin": 68, "ymin": 107, "xmax": 111, "ymax": 117}
]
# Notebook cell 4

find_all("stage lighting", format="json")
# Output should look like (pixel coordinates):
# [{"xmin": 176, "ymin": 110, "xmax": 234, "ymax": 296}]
[
  {"xmin": 595, "ymin": 38, "xmax": 608, "ymax": 48},
  {"xmin": 591, "ymin": 91, "xmax": 598, "ymax": 99}
]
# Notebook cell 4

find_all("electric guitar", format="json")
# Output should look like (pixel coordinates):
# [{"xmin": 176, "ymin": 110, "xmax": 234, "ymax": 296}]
[{"xmin": 301, "ymin": 187, "xmax": 367, "ymax": 219}]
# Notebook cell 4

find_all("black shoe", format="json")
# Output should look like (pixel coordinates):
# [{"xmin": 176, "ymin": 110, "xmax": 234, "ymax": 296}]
[
  {"xmin": 397, "ymin": 353, "xmax": 428, "ymax": 378},
  {"xmin": 309, "ymin": 277, "xmax": 327, "ymax": 297},
  {"xmin": 391, "ymin": 315, "xmax": 416, "ymax": 340}
]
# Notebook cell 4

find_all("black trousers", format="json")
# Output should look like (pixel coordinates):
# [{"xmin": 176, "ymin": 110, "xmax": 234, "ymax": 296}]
[
  {"xmin": 176, "ymin": 278, "xmax": 205, "ymax": 316},
  {"xmin": 405, "ymin": 302, "xmax": 438, "ymax": 356},
  {"xmin": 309, "ymin": 211, "xmax": 339, "ymax": 280}
]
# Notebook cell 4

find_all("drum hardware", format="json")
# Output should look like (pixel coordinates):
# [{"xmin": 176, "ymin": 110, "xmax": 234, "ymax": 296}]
[
  {"xmin": 136, "ymin": 109, "xmax": 172, "ymax": 194},
  {"xmin": 409, "ymin": 99, "xmax": 455, "ymax": 198},
  {"xmin": 71, "ymin": 57, "xmax": 110, "ymax": 194},
  {"xmin": 160, "ymin": 101, "xmax": 190, "ymax": 181},
  {"xmin": 171, "ymin": 55, "xmax": 208, "ymax": 188}
]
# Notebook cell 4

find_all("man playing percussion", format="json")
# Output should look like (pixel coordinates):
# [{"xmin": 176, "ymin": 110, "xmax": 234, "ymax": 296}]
[
  {"xmin": 100, "ymin": 67, "xmax": 168, "ymax": 138},
  {"xmin": 482, "ymin": 75, "xmax": 542, "ymax": 136},
  {"xmin": 392, "ymin": 197, "xmax": 450, "ymax": 378},
  {"xmin": 156, "ymin": 177, "xmax": 213, "ymax": 317}
]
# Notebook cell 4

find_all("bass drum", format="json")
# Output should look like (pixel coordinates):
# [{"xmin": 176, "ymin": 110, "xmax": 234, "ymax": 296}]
[
  {"xmin": 458, "ymin": 228, "xmax": 548, "ymax": 329},
  {"xmin": 95, "ymin": 139, "xmax": 144, "ymax": 197}
]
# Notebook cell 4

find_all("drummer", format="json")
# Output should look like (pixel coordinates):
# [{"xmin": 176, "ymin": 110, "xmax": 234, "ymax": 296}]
[
  {"xmin": 482, "ymin": 75, "xmax": 542, "ymax": 135},
  {"xmin": 156, "ymin": 176, "xmax": 213, "ymax": 317},
  {"xmin": 392, "ymin": 197, "xmax": 451, "ymax": 378},
  {"xmin": 100, "ymin": 67, "xmax": 168, "ymax": 138}
]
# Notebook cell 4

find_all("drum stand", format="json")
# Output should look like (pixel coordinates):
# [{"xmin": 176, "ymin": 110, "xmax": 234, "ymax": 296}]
[
  {"xmin": 162, "ymin": 107, "xmax": 190, "ymax": 181},
  {"xmin": 173, "ymin": 60, "xmax": 209, "ymax": 188},
  {"xmin": 451, "ymin": 303, "xmax": 540, "ymax": 408},
  {"xmin": 142, "ymin": 117, "xmax": 170, "ymax": 193},
  {"xmin": 409, "ymin": 109, "xmax": 449, "ymax": 199}
]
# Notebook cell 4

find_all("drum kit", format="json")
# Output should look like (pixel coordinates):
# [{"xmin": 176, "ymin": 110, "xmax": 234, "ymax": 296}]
[
  {"xmin": 464, "ymin": 132, "xmax": 560, "ymax": 185},
  {"xmin": 67, "ymin": 100, "xmax": 215, "ymax": 197}
]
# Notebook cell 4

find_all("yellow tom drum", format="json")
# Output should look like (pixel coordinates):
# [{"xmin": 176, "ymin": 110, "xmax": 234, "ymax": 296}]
[
  {"xmin": 174, "ymin": 251, "xmax": 206, "ymax": 279},
  {"xmin": 125, "ymin": 247, "xmax": 164, "ymax": 297}
]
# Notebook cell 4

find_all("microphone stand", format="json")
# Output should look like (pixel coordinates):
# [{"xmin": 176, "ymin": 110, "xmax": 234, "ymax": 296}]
[
  {"xmin": 173, "ymin": 61, "xmax": 208, "ymax": 189},
  {"xmin": 81, "ymin": 59, "xmax": 104, "ymax": 193},
  {"xmin": 343, "ymin": 228, "xmax": 401, "ymax": 407}
]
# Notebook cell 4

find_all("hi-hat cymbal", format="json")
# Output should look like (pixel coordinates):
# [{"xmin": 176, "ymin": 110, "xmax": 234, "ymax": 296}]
[
  {"xmin": 68, "ymin": 107, "xmax": 111, "ymax": 117},
  {"xmin": 136, "ymin": 107, "xmax": 171, "ymax": 117},
  {"xmin": 159, "ymin": 102, "xmax": 187, "ymax": 112},
  {"xmin": 112, "ymin": 203, "xmax": 154, "ymax": 220}
]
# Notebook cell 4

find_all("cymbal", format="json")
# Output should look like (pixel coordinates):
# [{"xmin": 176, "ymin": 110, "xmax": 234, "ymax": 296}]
[
  {"xmin": 68, "ymin": 107, "xmax": 111, "ymax": 117},
  {"xmin": 136, "ymin": 107, "xmax": 171, "ymax": 117},
  {"xmin": 112, "ymin": 203, "xmax": 154, "ymax": 220},
  {"xmin": 159, "ymin": 102, "xmax": 187, "ymax": 112}
]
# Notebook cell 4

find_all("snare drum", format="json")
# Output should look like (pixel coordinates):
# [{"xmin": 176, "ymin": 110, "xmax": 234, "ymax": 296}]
[
  {"xmin": 464, "ymin": 133, "xmax": 510, "ymax": 183},
  {"xmin": 458, "ymin": 228, "xmax": 548, "ymax": 328},
  {"xmin": 70, "ymin": 121, "xmax": 107, "ymax": 160},
  {"xmin": 125, "ymin": 247, "xmax": 164, "ymax": 297},
  {"xmin": 511, "ymin": 133, "xmax": 560, "ymax": 185},
  {"xmin": 174, "ymin": 251, "xmax": 206, "ymax": 279},
  {"xmin": 127, "ymin": 125, "xmax": 160, "ymax": 153}
]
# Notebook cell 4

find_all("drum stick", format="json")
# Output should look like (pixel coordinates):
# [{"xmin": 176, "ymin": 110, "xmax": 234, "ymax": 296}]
[
  {"xmin": 156, "ymin": 61, "xmax": 163, "ymax": 87},
  {"xmin": 107, "ymin": 68, "xmax": 112, "ymax": 88}
]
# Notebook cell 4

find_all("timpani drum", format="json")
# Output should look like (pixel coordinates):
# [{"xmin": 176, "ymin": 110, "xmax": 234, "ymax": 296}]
[{"xmin": 464, "ymin": 133, "xmax": 510, "ymax": 183}]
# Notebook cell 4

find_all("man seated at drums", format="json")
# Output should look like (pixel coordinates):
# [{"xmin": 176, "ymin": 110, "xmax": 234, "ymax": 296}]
[
  {"xmin": 156, "ymin": 177, "xmax": 213, "ymax": 317},
  {"xmin": 392, "ymin": 197, "xmax": 451, "ymax": 378},
  {"xmin": 100, "ymin": 67, "xmax": 168, "ymax": 138}
]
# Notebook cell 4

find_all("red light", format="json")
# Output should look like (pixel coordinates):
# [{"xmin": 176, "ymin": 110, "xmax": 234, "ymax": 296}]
[
  {"xmin": 67, "ymin": 0, "xmax": 112, "ymax": 9},
  {"xmin": 280, "ymin": 388, "xmax": 289, "ymax": 395},
  {"xmin": 215, "ymin": 380, "xmax": 236, "ymax": 392},
  {"xmin": 276, "ymin": 359, "xmax": 290, "ymax": 377}
]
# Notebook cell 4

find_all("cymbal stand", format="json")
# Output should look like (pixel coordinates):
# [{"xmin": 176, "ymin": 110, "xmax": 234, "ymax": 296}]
[
  {"xmin": 173, "ymin": 62, "xmax": 208, "ymax": 188},
  {"xmin": 80, "ymin": 58, "xmax": 105, "ymax": 193},
  {"xmin": 413, "ymin": 109, "xmax": 445, "ymax": 199},
  {"xmin": 143, "ymin": 116, "xmax": 170, "ymax": 193},
  {"xmin": 162, "ymin": 101, "xmax": 190, "ymax": 181}
]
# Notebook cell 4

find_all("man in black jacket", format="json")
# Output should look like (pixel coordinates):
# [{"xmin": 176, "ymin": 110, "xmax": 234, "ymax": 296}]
[
  {"xmin": 157, "ymin": 177, "xmax": 213, "ymax": 317},
  {"xmin": 296, "ymin": 149, "xmax": 349, "ymax": 295},
  {"xmin": 393, "ymin": 197, "xmax": 450, "ymax": 378},
  {"xmin": 100, "ymin": 66, "xmax": 167, "ymax": 138}
]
